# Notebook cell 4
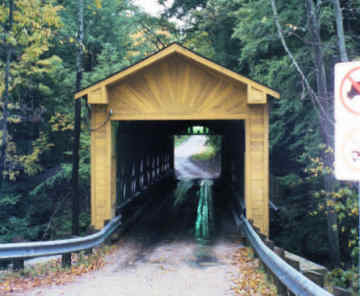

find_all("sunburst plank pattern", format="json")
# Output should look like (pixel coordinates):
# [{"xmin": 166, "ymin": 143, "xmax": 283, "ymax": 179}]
[{"xmin": 108, "ymin": 54, "xmax": 248, "ymax": 120}]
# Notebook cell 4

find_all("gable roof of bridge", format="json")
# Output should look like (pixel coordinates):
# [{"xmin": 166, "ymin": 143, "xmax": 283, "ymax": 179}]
[{"xmin": 74, "ymin": 43, "xmax": 280, "ymax": 100}]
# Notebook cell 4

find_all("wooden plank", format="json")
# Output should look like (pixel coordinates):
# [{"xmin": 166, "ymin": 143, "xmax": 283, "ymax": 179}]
[
  {"xmin": 245, "ymin": 119, "xmax": 252, "ymax": 221},
  {"xmin": 263, "ymin": 104, "xmax": 270, "ymax": 236},
  {"xmin": 105, "ymin": 56, "xmax": 252, "ymax": 120},
  {"xmin": 110, "ymin": 113, "xmax": 248, "ymax": 121},
  {"xmin": 248, "ymin": 85, "xmax": 267, "ymax": 104},
  {"xmin": 90, "ymin": 112, "xmax": 114, "ymax": 229},
  {"xmin": 245, "ymin": 104, "xmax": 269, "ymax": 236},
  {"xmin": 174, "ymin": 45, "xmax": 280, "ymax": 99},
  {"xmin": 88, "ymin": 86, "xmax": 108, "ymax": 104}
]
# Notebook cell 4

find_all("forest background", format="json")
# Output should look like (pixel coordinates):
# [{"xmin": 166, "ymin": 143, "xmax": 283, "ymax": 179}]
[{"xmin": 1, "ymin": 0, "xmax": 360, "ymax": 289}]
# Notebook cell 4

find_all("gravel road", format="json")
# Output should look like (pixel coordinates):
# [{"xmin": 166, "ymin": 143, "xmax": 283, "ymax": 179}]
[
  {"xmin": 175, "ymin": 136, "xmax": 217, "ymax": 179},
  {"xmin": 22, "ymin": 238, "xmax": 241, "ymax": 296}
]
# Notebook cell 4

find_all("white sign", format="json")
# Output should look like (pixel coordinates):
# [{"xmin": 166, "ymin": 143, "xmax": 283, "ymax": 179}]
[{"xmin": 335, "ymin": 62, "xmax": 360, "ymax": 180}]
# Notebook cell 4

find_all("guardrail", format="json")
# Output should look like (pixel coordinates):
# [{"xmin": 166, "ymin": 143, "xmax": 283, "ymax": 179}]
[
  {"xmin": 231, "ymin": 209, "xmax": 333, "ymax": 296},
  {"xmin": 0, "ymin": 215, "xmax": 122, "ymax": 270},
  {"xmin": 0, "ymin": 174, "xmax": 174, "ymax": 271}
]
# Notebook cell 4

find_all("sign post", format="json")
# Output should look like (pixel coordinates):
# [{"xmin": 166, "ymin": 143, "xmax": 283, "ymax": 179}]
[{"xmin": 335, "ymin": 62, "xmax": 360, "ymax": 291}]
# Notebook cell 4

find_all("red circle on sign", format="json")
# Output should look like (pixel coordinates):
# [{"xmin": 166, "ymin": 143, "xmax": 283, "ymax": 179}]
[{"xmin": 340, "ymin": 66, "xmax": 360, "ymax": 116}]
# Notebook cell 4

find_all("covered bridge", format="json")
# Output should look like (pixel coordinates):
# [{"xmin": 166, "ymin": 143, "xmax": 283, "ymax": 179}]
[{"xmin": 74, "ymin": 43, "xmax": 280, "ymax": 235}]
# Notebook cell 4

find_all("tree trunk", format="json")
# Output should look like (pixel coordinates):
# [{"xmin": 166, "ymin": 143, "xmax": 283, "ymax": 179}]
[
  {"xmin": 306, "ymin": 0, "xmax": 341, "ymax": 267},
  {"xmin": 0, "ymin": 0, "xmax": 13, "ymax": 189},
  {"xmin": 271, "ymin": 0, "xmax": 341, "ymax": 267},
  {"xmin": 71, "ymin": 0, "xmax": 84, "ymax": 236},
  {"xmin": 332, "ymin": 0, "xmax": 349, "ymax": 62}
]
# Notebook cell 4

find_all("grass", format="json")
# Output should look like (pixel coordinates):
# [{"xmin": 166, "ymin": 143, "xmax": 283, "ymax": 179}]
[
  {"xmin": 174, "ymin": 135, "xmax": 190, "ymax": 147},
  {"xmin": 191, "ymin": 145, "xmax": 216, "ymax": 161}
]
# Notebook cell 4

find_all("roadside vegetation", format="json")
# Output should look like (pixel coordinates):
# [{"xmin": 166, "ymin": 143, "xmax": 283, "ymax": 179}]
[
  {"xmin": 190, "ymin": 136, "xmax": 217, "ymax": 162},
  {"xmin": 191, "ymin": 145, "xmax": 216, "ymax": 162},
  {"xmin": 174, "ymin": 135, "xmax": 190, "ymax": 147}
]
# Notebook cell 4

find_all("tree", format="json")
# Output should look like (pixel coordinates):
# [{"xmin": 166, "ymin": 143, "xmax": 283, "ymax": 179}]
[
  {"xmin": 0, "ymin": 0, "xmax": 14, "ymax": 189},
  {"xmin": 332, "ymin": 0, "xmax": 349, "ymax": 62},
  {"xmin": 270, "ymin": 0, "xmax": 347, "ymax": 266},
  {"xmin": 0, "ymin": 0, "xmax": 63, "ymax": 182},
  {"xmin": 71, "ymin": 0, "xmax": 84, "ymax": 236}
]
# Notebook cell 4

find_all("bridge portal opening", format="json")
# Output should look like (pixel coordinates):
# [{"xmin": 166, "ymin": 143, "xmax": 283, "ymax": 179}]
[
  {"xmin": 111, "ymin": 120, "xmax": 246, "ymax": 245},
  {"xmin": 114, "ymin": 120, "xmax": 245, "ymax": 211}
]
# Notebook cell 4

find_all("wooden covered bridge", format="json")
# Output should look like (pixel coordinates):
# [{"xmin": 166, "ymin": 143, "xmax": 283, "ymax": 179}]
[{"xmin": 74, "ymin": 43, "xmax": 280, "ymax": 236}]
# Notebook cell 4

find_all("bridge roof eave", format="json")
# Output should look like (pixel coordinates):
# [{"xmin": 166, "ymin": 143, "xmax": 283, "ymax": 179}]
[{"xmin": 74, "ymin": 43, "xmax": 280, "ymax": 101}]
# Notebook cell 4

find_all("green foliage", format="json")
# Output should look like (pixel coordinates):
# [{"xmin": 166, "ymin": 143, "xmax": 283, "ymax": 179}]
[
  {"xmin": 328, "ymin": 268, "xmax": 358, "ymax": 293},
  {"xmin": 302, "ymin": 145, "xmax": 359, "ymax": 265},
  {"xmin": 0, "ymin": 0, "xmax": 170, "ymax": 243},
  {"xmin": 0, "ymin": 190, "xmax": 41, "ymax": 242},
  {"xmin": 174, "ymin": 135, "xmax": 190, "ymax": 147},
  {"xmin": 205, "ymin": 135, "xmax": 221, "ymax": 154},
  {"xmin": 191, "ymin": 147, "xmax": 216, "ymax": 161}
]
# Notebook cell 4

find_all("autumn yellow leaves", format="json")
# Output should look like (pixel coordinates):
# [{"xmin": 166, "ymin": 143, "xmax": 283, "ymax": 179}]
[
  {"xmin": 230, "ymin": 247, "xmax": 277, "ymax": 296},
  {"xmin": 0, "ymin": 246, "xmax": 116, "ymax": 295}
]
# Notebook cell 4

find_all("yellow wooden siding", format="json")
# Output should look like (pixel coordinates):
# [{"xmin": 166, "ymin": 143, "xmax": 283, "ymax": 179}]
[
  {"xmin": 75, "ymin": 44, "xmax": 280, "ymax": 100},
  {"xmin": 248, "ymin": 85, "xmax": 267, "ymax": 104},
  {"xmin": 91, "ymin": 105, "xmax": 114, "ymax": 229},
  {"xmin": 111, "ymin": 123, "xmax": 117, "ymax": 218},
  {"xmin": 245, "ymin": 104, "xmax": 269, "ymax": 235},
  {"xmin": 83, "ymin": 46, "xmax": 274, "ymax": 235},
  {"xmin": 88, "ymin": 86, "xmax": 108, "ymax": 104},
  {"xmin": 108, "ymin": 55, "xmax": 249, "ymax": 120}
]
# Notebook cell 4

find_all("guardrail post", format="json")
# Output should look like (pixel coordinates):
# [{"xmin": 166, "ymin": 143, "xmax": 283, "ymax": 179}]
[
  {"xmin": 333, "ymin": 286, "xmax": 352, "ymax": 296},
  {"xmin": 284, "ymin": 257, "xmax": 300, "ymax": 271},
  {"xmin": 62, "ymin": 253, "xmax": 71, "ymax": 268},
  {"xmin": 12, "ymin": 258, "xmax": 24, "ymax": 271},
  {"xmin": 241, "ymin": 225, "xmax": 251, "ymax": 248},
  {"xmin": 303, "ymin": 270, "xmax": 324, "ymax": 287},
  {"xmin": 274, "ymin": 277, "xmax": 288, "ymax": 296},
  {"xmin": 273, "ymin": 246, "xmax": 285, "ymax": 259},
  {"xmin": 0, "ymin": 259, "xmax": 10, "ymax": 269},
  {"xmin": 265, "ymin": 239, "xmax": 275, "ymax": 250}
]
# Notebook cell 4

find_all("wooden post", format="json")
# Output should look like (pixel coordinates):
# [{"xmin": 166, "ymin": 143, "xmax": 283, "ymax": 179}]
[
  {"xmin": 12, "ymin": 258, "xmax": 24, "ymax": 271},
  {"xmin": 85, "ymin": 248, "xmax": 93, "ymax": 255},
  {"xmin": 62, "ymin": 253, "xmax": 71, "ymax": 268},
  {"xmin": 333, "ymin": 286, "xmax": 352, "ymax": 296},
  {"xmin": 274, "ymin": 246, "xmax": 285, "ymax": 259},
  {"xmin": 245, "ymin": 105, "xmax": 269, "ymax": 236},
  {"xmin": 273, "ymin": 275, "xmax": 288, "ymax": 296},
  {"xmin": 284, "ymin": 257, "xmax": 300, "ymax": 271},
  {"xmin": 90, "ymin": 106, "xmax": 114, "ymax": 229},
  {"xmin": 265, "ymin": 239, "xmax": 275, "ymax": 249},
  {"xmin": 303, "ymin": 270, "xmax": 324, "ymax": 287},
  {"xmin": 170, "ymin": 136, "xmax": 174, "ymax": 171},
  {"xmin": 0, "ymin": 259, "xmax": 10, "ymax": 269}
]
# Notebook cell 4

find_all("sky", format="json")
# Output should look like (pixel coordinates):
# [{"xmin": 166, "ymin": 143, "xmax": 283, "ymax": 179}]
[{"xmin": 132, "ymin": 0, "xmax": 173, "ymax": 16}]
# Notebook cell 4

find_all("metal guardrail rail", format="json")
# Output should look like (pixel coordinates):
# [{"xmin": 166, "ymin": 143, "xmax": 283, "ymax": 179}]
[
  {"xmin": 232, "ymin": 209, "xmax": 333, "ymax": 296},
  {"xmin": 0, "ymin": 215, "xmax": 121, "ymax": 260},
  {"xmin": 0, "ymin": 175, "xmax": 173, "ymax": 268}
]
